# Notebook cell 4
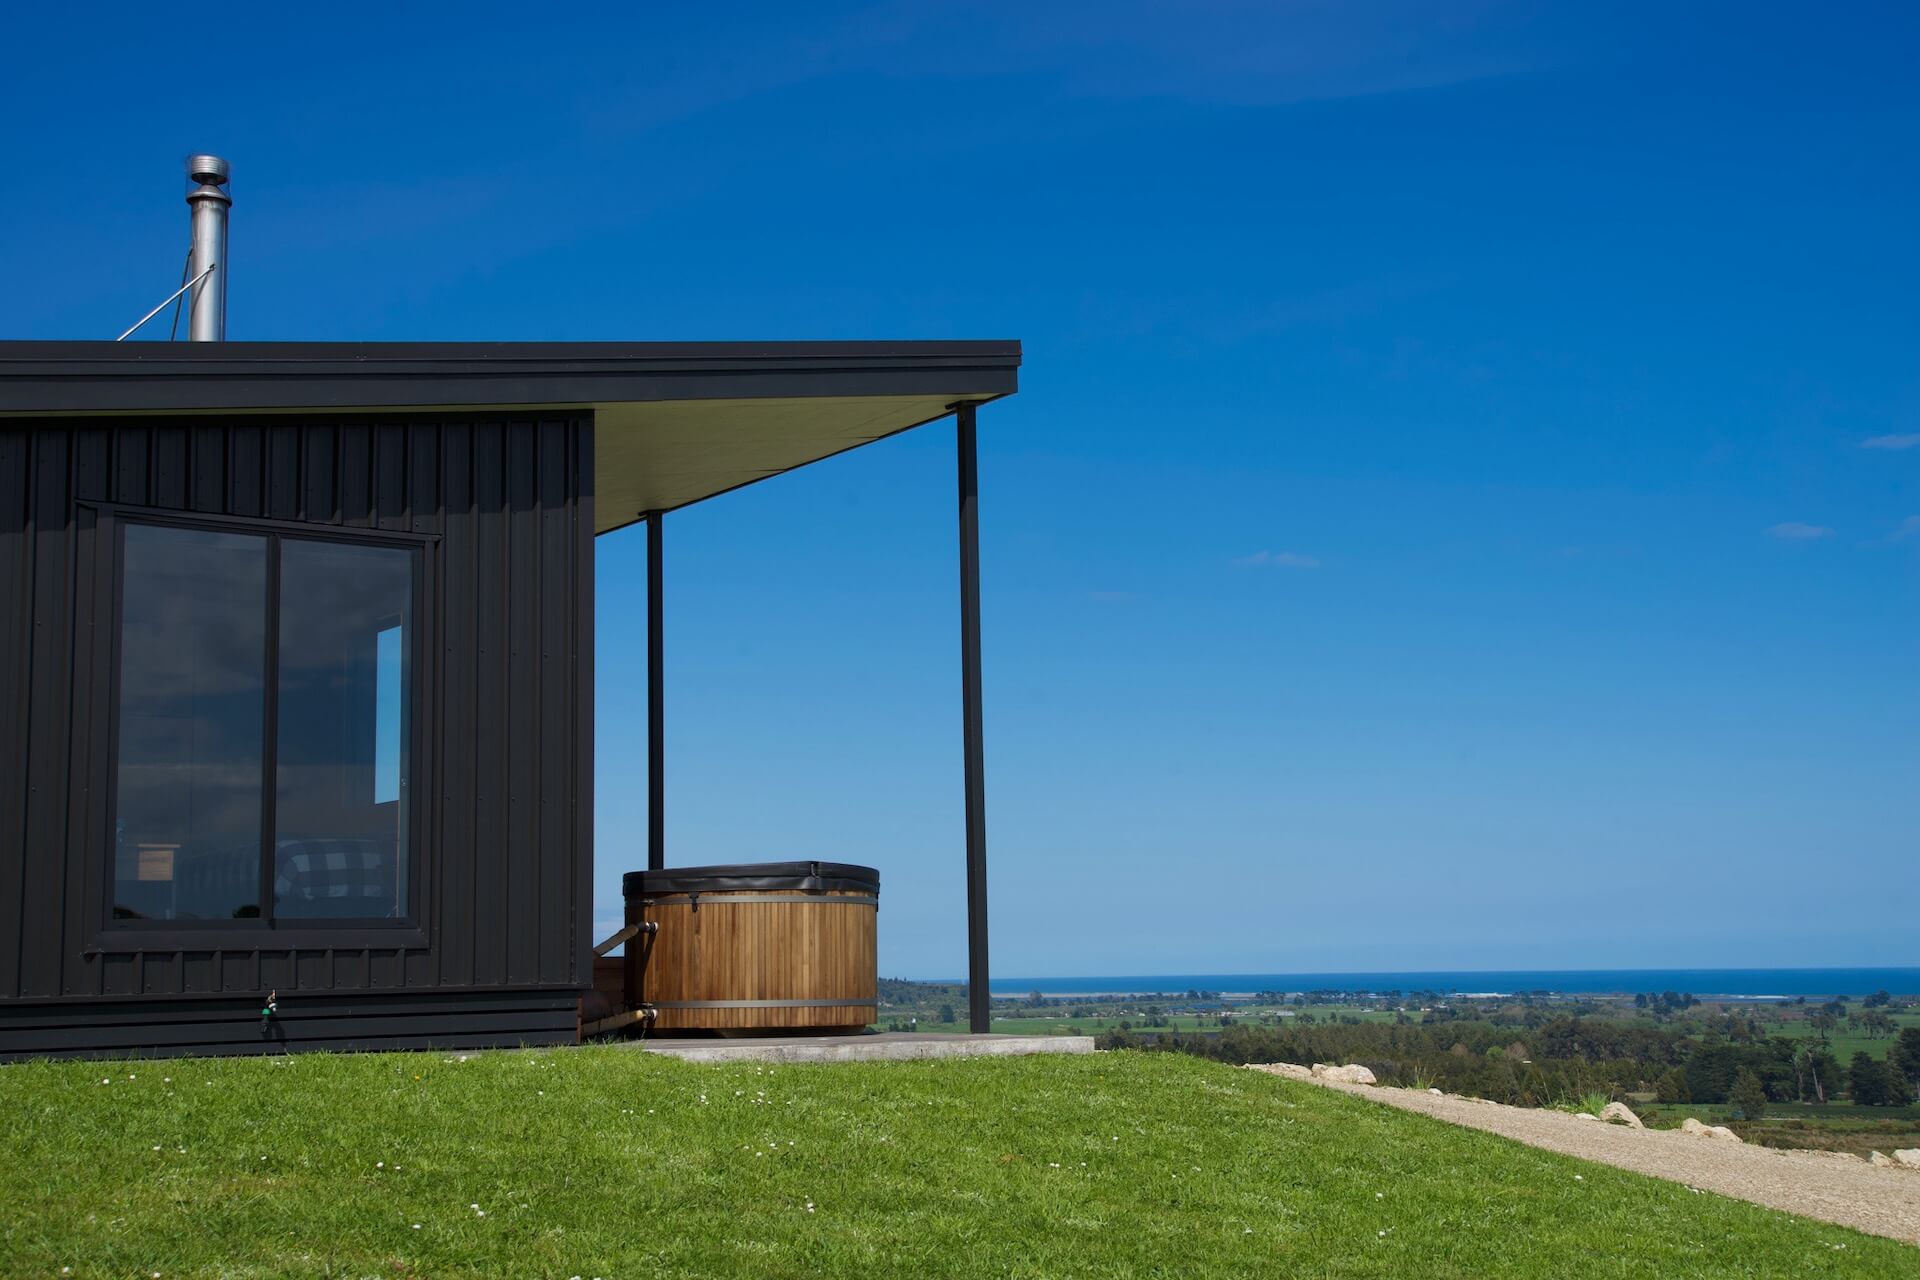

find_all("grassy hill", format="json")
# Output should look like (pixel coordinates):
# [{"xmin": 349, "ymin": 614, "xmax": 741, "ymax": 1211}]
[{"xmin": 2, "ymin": 1048, "xmax": 1913, "ymax": 1277}]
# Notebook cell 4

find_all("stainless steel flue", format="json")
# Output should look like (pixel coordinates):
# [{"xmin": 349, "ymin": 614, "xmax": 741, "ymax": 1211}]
[{"xmin": 184, "ymin": 155, "xmax": 230, "ymax": 341}]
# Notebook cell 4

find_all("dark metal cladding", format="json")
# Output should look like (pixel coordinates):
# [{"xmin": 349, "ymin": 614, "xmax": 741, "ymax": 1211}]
[
  {"xmin": 0, "ymin": 340, "xmax": 1022, "ymax": 416},
  {"xmin": 0, "ymin": 412, "xmax": 594, "ymax": 1059},
  {"xmin": 0, "ymin": 991, "xmax": 579, "ymax": 1061}
]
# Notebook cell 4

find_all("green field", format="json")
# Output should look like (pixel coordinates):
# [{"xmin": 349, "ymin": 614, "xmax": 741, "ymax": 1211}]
[
  {"xmin": 1761, "ymin": 1010, "xmax": 1920, "ymax": 1063},
  {"xmin": 891, "ymin": 1001, "xmax": 1920, "ymax": 1072},
  {"xmin": 5, "ymin": 1048, "xmax": 1915, "ymax": 1277},
  {"xmin": 894, "ymin": 1004, "xmax": 1405, "ymax": 1038},
  {"xmin": 1635, "ymin": 1099, "xmax": 1920, "ymax": 1156}
]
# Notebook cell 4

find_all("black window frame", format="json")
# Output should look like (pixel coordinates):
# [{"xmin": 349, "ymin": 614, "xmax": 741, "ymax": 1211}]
[{"xmin": 87, "ymin": 502, "xmax": 435, "ymax": 949}]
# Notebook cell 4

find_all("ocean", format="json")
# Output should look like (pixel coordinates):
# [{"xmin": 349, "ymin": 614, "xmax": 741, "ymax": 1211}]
[{"xmin": 975, "ymin": 968, "xmax": 1920, "ymax": 1001}]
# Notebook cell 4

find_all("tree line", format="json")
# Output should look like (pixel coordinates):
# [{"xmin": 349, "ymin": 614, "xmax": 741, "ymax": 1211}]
[{"xmin": 1101, "ymin": 1018, "xmax": 1920, "ymax": 1111}]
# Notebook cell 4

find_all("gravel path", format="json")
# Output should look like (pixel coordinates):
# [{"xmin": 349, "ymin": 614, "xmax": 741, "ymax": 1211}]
[{"xmin": 1247, "ymin": 1064, "xmax": 1920, "ymax": 1247}]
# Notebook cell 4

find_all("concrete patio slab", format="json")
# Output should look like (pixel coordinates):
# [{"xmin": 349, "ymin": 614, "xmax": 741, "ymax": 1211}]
[{"xmin": 628, "ymin": 1032, "xmax": 1096, "ymax": 1064}]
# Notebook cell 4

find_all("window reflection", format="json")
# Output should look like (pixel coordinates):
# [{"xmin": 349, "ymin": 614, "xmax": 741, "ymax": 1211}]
[
  {"xmin": 113, "ymin": 525, "xmax": 266, "ymax": 920},
  {"xmin": 110, "ymin": 523, "xmax": 415, "ymax": 926},
  {"xmin": 274, "ymin": 540, "xmax": 412, "ymax": 919}
]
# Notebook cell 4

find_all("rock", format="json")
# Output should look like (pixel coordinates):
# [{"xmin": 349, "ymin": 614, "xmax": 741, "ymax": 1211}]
[
  {"xmin": 1867, "ymin": 1152, "xmax": 1894, "ymax": 1167},
  {"xmin": 1428, "ymin": 1088, "xmax": 1444, "ymax": 1096},
  {"xmin": 1680, "ymin": 1118, "xmax": 1741, "ymax": 1141},
  {"xmin": 1600, "ymin": 1102, "xmax": 1644, "ymax": 1129},
  {"xmin": 1573, "ymin": 1112, "xmax": 1599, "ymax": 1121},
  {"xmin": 1243, "ymin": 1063, "xmax": 1314, "ymax": 1081},
  {"xmin": 1309, "ymin": 1063, "xmax": 1377, "ymax": 1085},
  {"xmin": 1894, "ymin": 1149, "xmax": 1920, "ymax": 1169}
]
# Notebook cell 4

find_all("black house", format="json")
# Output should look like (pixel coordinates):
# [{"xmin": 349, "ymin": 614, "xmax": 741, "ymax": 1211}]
[{"xmin": 0, "ymin": 340, "xmax": 1017, "ymax": 1058}]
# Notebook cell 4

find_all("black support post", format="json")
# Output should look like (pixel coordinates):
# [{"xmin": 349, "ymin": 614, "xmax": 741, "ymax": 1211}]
[
  {"xmin": 646, "ymin": 510, "xmax": 665, "ymax": 871},
  {"xmin": 956, "ymin": 403, "xmax": 991, "ymax": 1033}
]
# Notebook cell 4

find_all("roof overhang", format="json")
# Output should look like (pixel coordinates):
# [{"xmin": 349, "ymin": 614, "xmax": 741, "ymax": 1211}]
[{"xmin": 0, "ymin": 340, "xmax": 1021, "ymax": 533}]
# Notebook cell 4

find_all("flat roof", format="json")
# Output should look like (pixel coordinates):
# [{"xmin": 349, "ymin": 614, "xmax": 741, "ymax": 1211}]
[{"xmin": 0, "ymin": 340, "xmax": 1020, "ymax": 533}]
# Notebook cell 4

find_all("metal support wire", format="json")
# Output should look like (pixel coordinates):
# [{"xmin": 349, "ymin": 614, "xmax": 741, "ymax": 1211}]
[{"xmin": 116, "ymin": 262, "xmax": 215, "ymax": 341}]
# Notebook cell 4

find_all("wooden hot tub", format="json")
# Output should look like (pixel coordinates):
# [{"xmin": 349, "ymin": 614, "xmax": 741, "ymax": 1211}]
[{"xmin": 624, "ymin": 862, "xmax": 878, "ymax": 1033}]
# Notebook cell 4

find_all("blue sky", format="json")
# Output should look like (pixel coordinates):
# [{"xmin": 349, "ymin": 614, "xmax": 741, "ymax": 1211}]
[{"xmin": 6, "ymin": 2, "xmax": 1916, "ymax": 977}]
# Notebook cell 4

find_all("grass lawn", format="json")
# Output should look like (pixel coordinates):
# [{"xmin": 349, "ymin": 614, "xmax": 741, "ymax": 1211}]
[{"xmin": 3, "ymin": 1048, "xmax": 1914, "ymax": 1278}]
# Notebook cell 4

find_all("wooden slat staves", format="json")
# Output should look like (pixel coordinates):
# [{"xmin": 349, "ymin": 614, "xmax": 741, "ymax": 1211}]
[{"xmin": 630, "ymin": 889, "xmax": 877, "ymax": 1032}]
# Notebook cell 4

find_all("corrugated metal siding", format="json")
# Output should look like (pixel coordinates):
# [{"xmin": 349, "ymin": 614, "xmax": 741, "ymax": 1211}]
[
  {"xmin": 0, "ymin": 414, "xmax": 593, "ymax": 1007},
  {"xmin": 0, "ymin": 991, "xmax": 581, "ymax": 1061}
]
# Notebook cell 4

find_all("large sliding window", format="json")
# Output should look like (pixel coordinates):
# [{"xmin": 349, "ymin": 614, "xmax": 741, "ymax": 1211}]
[{"xmin": 110, "ymin": 518, "xmax": 420, "ymax": 928}]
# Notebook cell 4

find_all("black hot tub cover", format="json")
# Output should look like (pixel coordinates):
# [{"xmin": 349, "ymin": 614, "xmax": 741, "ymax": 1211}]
[{"xmin": 624, "ymin": 861, "xmax": 879, "ymax": 897}]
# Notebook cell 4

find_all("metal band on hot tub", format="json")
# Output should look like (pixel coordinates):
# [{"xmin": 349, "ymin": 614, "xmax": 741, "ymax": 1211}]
[
  {"xmin": 640, "ymin": 893, "xmax": 879, "ymax": 907},
  {"xmin": 644, "ymin": 998, "xmax": 881, "ymax": 1009}
]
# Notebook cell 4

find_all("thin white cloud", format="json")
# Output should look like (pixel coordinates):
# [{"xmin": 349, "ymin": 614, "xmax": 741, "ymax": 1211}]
[
  {"xmin": 1234, "ymin": 549, "xmax": 1321, "ymax": 569},
  {"xmin": 1768, "ymin": 521, "xmax": 1835, "ymax": 541},
  {"xmin": 1892, "ymin": 516, "xmax": 1920, "ymax": 541},
  {"xmin": 1861, "ymin": 433, "xmax": 1920, "ymax": 451}
]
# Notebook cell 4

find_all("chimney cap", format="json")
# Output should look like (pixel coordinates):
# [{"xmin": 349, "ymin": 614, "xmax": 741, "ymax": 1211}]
[{"xmin": 185, "ymin": 154, "xmax": 230, "ymax": 186}]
